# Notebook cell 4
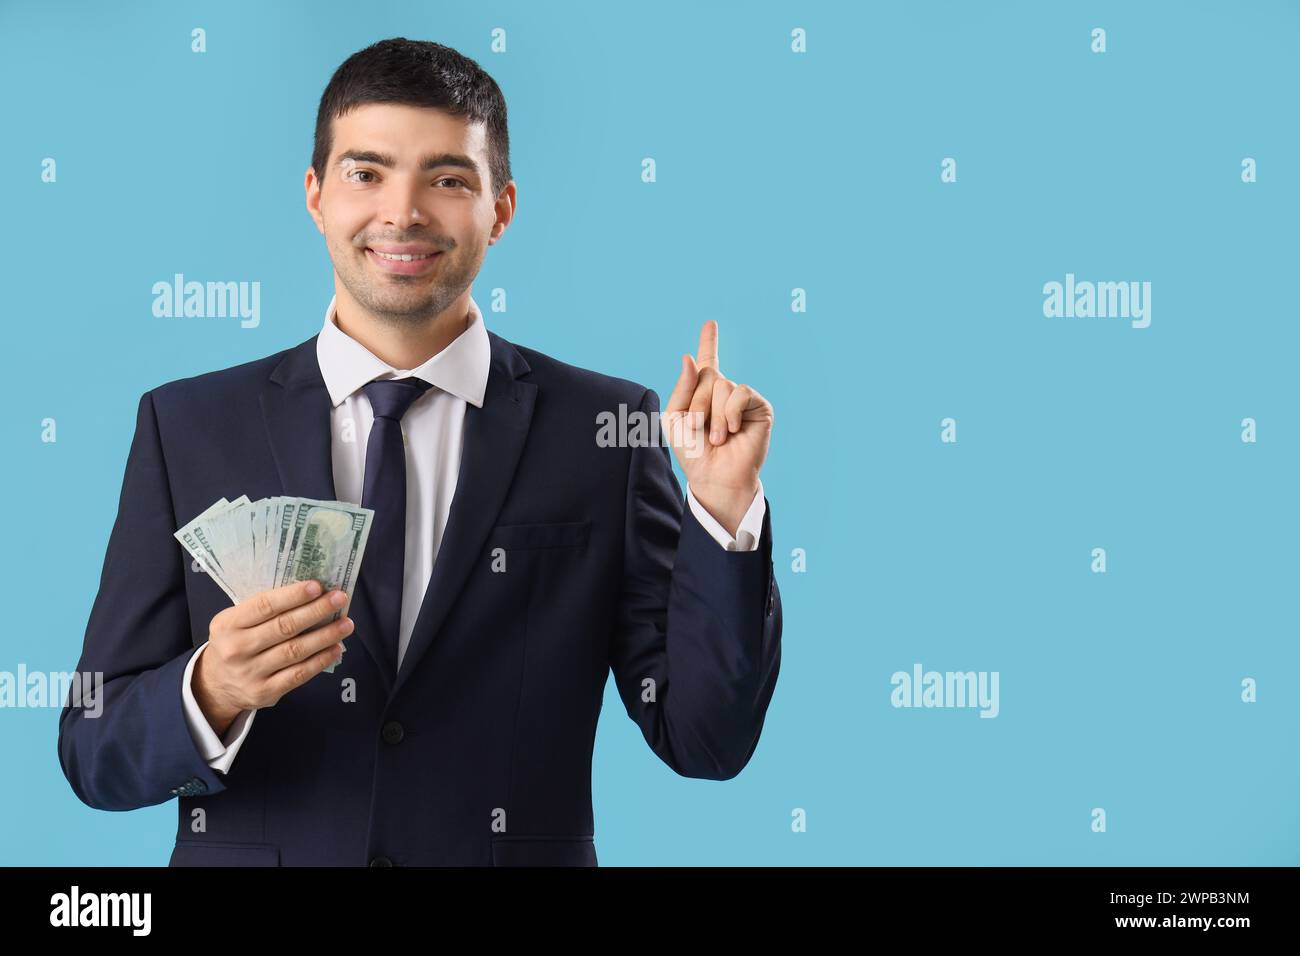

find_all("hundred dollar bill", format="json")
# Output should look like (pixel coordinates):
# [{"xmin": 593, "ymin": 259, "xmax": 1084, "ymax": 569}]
[
  {"xmin": 175, "ymin": 496, "xmax": 374, "ymax": 675},
  {"xmin": 275, "ymin": 498, "xmax": 373, "ymax": 673},
  {"xmin": 174, "ymin": 513, "xmax": 241, "ymax": 603}
]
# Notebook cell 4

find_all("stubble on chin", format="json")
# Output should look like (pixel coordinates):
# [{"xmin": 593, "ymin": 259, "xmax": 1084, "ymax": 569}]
[
  {"xmin": 346, "ymin": 257, "xmax": 471, "ymax": 329},
  {"xmin": 329, "ymin": 230, "xmax": 485, "ymax": 326}
]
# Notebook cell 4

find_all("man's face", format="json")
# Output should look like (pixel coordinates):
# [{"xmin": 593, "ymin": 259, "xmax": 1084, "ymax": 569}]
[{"xmin": 306, "ymin": 102, "xmax": 512, "ymax": 327}]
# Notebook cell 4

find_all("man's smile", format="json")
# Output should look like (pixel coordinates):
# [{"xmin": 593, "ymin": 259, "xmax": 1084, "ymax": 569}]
[{"xmin": 364, "ymin": 245, "xmax": 443, "ymax": 275}]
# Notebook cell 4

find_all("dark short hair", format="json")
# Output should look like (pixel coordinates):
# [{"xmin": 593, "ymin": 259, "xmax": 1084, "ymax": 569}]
[{"xmin": 312, "ymin": 37, "xmax": 512, "ymax": 198}]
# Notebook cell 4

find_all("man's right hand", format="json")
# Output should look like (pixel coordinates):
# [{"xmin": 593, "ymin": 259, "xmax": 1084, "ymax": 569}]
[{"xmin": 193, "ymin": 579, "xmax": 354, "ymax": 736}]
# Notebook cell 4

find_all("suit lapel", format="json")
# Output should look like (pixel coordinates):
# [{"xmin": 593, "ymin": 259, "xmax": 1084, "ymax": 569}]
[
  {"xmin": 260, "ymin": 329, "xmax": 537, "ymax": 701},
  {"xmin": 260, "ymin": 335, "xmax": 395, "ymax": 693},
  {"xmin": 393, "ymin": 330, "xmax": 536, "ymax": 696}
]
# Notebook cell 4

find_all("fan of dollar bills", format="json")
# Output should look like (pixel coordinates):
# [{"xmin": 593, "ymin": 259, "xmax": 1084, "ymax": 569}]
[{"xmin": 174, "ymin": 496, "xmax": 375, "ymax": 673}]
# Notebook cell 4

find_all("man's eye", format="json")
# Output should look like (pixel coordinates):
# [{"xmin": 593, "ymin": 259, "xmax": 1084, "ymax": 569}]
[{"xmin": 343, "ymin": 170, "xmax": 462, "ymax": 187}]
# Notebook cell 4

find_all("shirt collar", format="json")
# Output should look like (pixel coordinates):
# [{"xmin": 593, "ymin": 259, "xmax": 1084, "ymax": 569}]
[{"xmin": 316, "ymin": 293, "xmax": 490, "ymax": 409}]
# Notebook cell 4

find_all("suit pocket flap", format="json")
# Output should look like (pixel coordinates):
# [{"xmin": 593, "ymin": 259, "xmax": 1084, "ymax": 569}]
[
  {"xmin": 491, "ymin": 836, "xmax": 596, "ymax": 867},
  {"xmin": 170, "ymin": 841, "xmax": 280, "ymax": 867},
  {"xmin": 489, "ymin": 520, "xmax": 590, "ymax": 551}
]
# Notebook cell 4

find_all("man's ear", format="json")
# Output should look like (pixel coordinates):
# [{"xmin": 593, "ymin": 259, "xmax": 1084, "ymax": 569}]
[
  {"xmin": 304, "ymin": 167, "xmax": 325, "ymax": 234},
  {"xmin": 487, "ymin": 180, "xmax": 517, "ymax": 247}
]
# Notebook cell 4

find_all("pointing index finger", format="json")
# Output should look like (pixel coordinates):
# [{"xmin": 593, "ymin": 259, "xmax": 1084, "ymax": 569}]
[{"xmin": 696, "ymin": 319, "xmax": 719, "ymax": 370}]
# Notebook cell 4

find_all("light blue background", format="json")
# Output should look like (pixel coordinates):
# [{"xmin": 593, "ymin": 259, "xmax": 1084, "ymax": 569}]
[{"xmin": 2, "ymin": 0, "xmax": 1296, "ymax": 865}]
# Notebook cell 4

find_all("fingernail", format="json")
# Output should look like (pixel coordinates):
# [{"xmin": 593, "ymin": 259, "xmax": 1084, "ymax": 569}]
[
  {"xmin": 306, "ymin": 581, "xmax": 322, "ymax": 597},
  {"xmin": 331, "ymin": 591, "xmax": 347, "ymax": 607}
]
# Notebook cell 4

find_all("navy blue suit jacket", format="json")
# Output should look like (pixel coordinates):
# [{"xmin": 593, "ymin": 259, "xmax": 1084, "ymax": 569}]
[{"xmin": 58, "ymin": 327, "xmax": 782, "ymax": 866}]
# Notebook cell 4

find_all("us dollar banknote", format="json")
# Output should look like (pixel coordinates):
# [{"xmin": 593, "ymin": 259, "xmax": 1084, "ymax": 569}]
[{"xmin": 174, "ymin": 496, "xmax": 374, "ymax": 674}]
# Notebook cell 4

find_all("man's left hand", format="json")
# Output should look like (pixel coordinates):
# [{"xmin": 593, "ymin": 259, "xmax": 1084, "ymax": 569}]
[{"xmin": 663, "ymin": 320, "xmax": 773, "ymax": 537}]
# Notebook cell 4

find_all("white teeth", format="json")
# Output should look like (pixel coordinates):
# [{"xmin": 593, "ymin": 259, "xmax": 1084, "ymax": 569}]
[{"xmin": 372, "ymin": 250, "xmax": 436, "ymax": 261}]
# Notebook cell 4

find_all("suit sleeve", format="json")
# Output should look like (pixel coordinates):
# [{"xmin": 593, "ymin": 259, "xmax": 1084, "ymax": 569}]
[
  {"xmin": 57, "ymin": 389, "xmax": 232, "ymax": 810},
  {"xmin": 608, "ymin": 387, "xmax": 783, "ymax": 780}
]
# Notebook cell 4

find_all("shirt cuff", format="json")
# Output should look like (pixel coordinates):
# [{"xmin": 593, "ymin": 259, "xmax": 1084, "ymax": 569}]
[
  {"xmin": 685, "ymin": 479, "xmax": 766, "ymax": 552},
  {"xmin": 181, "ymin": 642, "xmax": 257, "ymax": 775}
]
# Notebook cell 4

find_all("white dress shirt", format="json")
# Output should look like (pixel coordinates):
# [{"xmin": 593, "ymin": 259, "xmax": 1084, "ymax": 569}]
[{"xmin": 181, "ymin": 293, "xmax": 767, "ymax": 773}]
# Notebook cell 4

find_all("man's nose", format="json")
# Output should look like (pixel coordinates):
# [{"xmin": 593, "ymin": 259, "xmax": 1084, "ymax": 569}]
[{"xmin": 380, "ymin": 178, "xmax": 429, "ymax": 229}]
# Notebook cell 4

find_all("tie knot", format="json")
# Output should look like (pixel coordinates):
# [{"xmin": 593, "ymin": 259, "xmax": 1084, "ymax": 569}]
[{"xmin": 363, "ymin": 376, "xmax": 433, "ymax": 421}]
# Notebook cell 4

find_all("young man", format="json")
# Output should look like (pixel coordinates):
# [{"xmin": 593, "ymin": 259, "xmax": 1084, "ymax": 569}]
[{"xmin": 58, "ymin": 38, "xmax": 782, "ymax": 866}]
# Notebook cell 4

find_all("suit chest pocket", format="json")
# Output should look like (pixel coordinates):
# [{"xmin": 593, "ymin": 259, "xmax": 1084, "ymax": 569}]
[
  {"xmin": 488, "ymin": 520, "xmax": 590, "ymax": 552},
  {"xmin": 478, "ymin": 520, "xmax": 593, "ymax": 616}
]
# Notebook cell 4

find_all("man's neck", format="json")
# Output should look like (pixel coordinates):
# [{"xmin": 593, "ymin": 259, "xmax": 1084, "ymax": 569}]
[{"xmin": 334, "ymin": 293, "xmax": 471, "ymax": 371}]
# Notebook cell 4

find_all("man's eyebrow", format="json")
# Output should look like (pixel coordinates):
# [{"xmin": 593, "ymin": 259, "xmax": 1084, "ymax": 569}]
[{"xmin": 335, "ymin": 149, "xmax": 481, "ymax": 175}]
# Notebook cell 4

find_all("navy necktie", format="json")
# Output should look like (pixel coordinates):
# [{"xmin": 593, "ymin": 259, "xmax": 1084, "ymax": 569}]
[{"xmin": 360, "ymin": 376, "xmax": 434, "ymax": 677}]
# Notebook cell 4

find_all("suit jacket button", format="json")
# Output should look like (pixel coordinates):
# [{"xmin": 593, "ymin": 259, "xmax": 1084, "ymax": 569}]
[
  {"xmin": 172, "ymin": 776, "xmax": 206, "ymax": 797},
  {"xmin": 370, "ymin": 856, "xmax": 393, "ymax": 867},
  {"xmin": 381, "ymin": 721, "xmax": 404, "ymax": 745}
]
